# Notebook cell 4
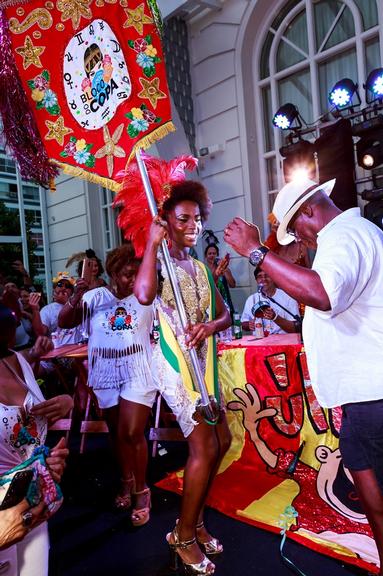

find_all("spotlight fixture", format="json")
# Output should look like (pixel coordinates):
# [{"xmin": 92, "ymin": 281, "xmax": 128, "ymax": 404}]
[
  {"xmin": 272, "ymin": 103, "xmax": 301, "ymax": 130},
  {"xmin": 354, "ymin": 116, "xmax": 383, "ymax": 170},
  {"xmin": 280, "ymin": 139, "xmax": 315, "ymax": 182},
  {"xmin": 356, "ymin": 134, "xmax": 383, "ymax": 170},
  {"xmin": 328, "ymin": 78, "xmax": 360, "ymax": 110},
  {"xmin": 365, "ymin": 68, "xmax": 383, "ymax": 103}
]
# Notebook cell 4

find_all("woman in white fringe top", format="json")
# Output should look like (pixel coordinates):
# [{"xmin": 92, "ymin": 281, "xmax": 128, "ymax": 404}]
[{"xmin": 58, "ymin": 243, "xmax": 154, "ymax": 527}]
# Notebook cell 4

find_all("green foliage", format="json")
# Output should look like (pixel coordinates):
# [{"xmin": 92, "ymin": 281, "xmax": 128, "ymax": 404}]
[
  {"xmin": 85, "ymin": 155, "xmax": 96, "ymax": 168},
  {"xmin": 127, "ymin": 123, "xmax": 139, "ymax": 138},
  {"xmin": 47, "ymin": 104, "xmax": 60, "ymax": 116},
  {"xmin": 143, "ymin": 65, "xmax": 155, "ymax": 77}
]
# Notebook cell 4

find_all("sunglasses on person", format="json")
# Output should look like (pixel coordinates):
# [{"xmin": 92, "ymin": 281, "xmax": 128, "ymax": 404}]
[
  {"xmin": 286, "ymin": 226, "xmax": 298, "ymax": 239},
  {"xmin": 55, "ymin": 280, "xmax": 72, "ymax": 288}
]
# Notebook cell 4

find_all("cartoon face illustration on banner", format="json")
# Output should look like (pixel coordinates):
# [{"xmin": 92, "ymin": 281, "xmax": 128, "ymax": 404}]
[{"xmin": 63, "ymin": 20, "xmax": 131, "ymax": 130}]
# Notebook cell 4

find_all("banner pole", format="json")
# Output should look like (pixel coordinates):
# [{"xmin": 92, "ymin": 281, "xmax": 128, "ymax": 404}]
[{"xmin": 135, "ymin": 148, "xmax": 218, "ymax": 424}]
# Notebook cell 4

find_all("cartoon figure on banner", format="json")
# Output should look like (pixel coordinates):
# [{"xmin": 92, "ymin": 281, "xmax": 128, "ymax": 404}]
[
  {"xmin": 228, "ymin": 384, "xmax": 376, "ymax": 551},
  {"xmin": 109, "ymin": 307, "xmax": 133, "ymax": 331},
  {"xmin": 63, "ymin": 19, "xmax": 132, "ymax": 130},
  {"xmin": 83, "ymin": 43, "xmax": 108, "ymax": 100}
]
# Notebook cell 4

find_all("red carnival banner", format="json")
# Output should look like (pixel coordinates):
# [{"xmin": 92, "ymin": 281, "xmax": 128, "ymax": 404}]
[
  {"xmin": 1, "ymin": 0, "xmax": 173, "ymax": 190},
  {"xmin": 158, "ymin": 336, "xmax": 379, "ymax": 574}
]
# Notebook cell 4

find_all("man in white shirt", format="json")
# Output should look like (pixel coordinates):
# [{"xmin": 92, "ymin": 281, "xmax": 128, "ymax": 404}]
[
  {"xmin": 31, "ymin": 276, "xmax": 82, "ymax": 348},
  {"xmin": 241, "ymin": 269, "xmax": 300, "ymax": 334},
  {"xmin": 224, "ymin": 177, "xmax": 383, "ymax": 575}
]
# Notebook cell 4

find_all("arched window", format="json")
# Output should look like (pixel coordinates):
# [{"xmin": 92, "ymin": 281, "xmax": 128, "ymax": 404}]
[{"xmin": 258, "ymin": 0, "xmax": 381, "ymax": 212}]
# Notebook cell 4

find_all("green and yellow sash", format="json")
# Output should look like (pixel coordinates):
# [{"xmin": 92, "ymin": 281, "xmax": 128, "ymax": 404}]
[{"xmin": 158, "ymin": 260, "xmax": 219, "ymax": 403}]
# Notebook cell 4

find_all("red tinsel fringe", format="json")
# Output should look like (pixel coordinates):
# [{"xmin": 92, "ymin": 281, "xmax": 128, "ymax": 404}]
[{"xmin": 0, "ymin": 9, "xmax": 58, "ymax": 187}]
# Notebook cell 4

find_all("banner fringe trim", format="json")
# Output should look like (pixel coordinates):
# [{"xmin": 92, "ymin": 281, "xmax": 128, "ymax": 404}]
[
  {"xmin": 50, "ymin": 120, "xmax": 176, "ymax": 190},
  {"xmin": 128, "ymin": 121, "xmax": 176, "ymax": 162},
  {"xmin": 50, "ymin": 160, "xmax": 122, "ymax": 192}
]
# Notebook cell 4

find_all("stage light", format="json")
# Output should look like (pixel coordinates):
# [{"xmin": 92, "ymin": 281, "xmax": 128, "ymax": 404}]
[
  {"xmin": 328, "ymin": 78, "xmax": 360, "ymax": 110},
  {"xmin": 365, "ymin": 68, "xmax": 383, "ymax": 103},
  {"xmin": 272, "ymin": 103, "xmax": 301, "ymax": 130},
  {"xmin": 290, "ymin": 167, "xmax": 310, "ymax": 182},
  {"xmin": 280, "ymin": 139, "xmax": 315, "ymax": 182},
  {"xmin": 361, "ymin": 153, "xmax": 374, "ymax": 169},
  {"xmin": 357, "ymin": 136, "xmax": 383, "ymax": 170},
  {"xmin": 354, "ymin": 117, "xmax": 383, "ymax": 170}
]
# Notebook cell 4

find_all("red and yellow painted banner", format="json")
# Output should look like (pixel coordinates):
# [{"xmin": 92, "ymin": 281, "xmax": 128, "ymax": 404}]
[
  {"xmin": 158, "ymin": 335, "xmax": 379, "ymax": 573},
  {"xmin": 3, "ymin": 0, "xmax": 174, "ymax": 190}
]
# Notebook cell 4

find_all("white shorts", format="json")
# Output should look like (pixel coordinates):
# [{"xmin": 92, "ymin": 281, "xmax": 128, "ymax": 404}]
[{"xmin": 93, "ymin": 372, "xmax": 157, "ymax": 410}]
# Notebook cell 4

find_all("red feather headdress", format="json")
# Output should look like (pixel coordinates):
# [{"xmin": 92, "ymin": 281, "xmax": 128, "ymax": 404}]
[{"xmin": 114, "ymin": 153, "xmax": 198, "ymax": 257}]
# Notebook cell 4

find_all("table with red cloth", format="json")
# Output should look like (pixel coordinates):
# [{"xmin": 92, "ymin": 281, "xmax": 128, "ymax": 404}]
[{"xmin": 157, "ymin": 334, "xmax": 379, "ymax": 573}]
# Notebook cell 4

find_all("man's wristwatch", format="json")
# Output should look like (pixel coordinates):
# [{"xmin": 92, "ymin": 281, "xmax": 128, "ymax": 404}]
[{"xmin": 248, "ymin": 245, "xmax": 269, "ymax": 269}]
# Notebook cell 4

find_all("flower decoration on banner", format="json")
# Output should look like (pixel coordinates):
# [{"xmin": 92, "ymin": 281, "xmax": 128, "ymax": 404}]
[
  {"xmin": 114, "ymin": 152, "xmax": 198, "ymax": 257},
  {"xmin": 28, "ymin": 70, "xmax": 60, "ymax": 116},
  {"xmin": 60, "ymin": 136, "xmax": 96, "ymax": 168},
  {"xmin": 126, "ymin": 104, "xmax": 161, "ymax": 138},
  {"xmin": 128, "ymin": 35, "xmax": 162, "ymax": 78},
  {"xmin": 0, "ymin": 0, "xmax": 174, "ymax": 191}
]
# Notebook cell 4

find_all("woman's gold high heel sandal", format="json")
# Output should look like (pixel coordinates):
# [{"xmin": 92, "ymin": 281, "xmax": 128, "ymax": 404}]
[
  {"xmin": 195, "ymin": 522, "xmax": 223, "ymax": 555},
  {"xmin": 166, "ymin": 527, "xmax": 215, "ymax": 575},
  {"xmin": 131, "ymin": 487, "xmax": 151, "ymax": 526},
  {"xmin": 114, "ymin": 475, "xmax": 135, "ymax": 510}
]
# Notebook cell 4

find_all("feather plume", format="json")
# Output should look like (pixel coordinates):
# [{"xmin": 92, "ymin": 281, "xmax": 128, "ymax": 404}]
[
  {"xmin": 65, "ymin": 252, "xmax": 87, "ymax": 268},
  {"xmin": 114, "ymin": 153, "xmax": 198, "ymax": 257}
]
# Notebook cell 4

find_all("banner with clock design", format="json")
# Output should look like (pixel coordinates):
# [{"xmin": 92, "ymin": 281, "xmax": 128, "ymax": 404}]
[{"xmin": 0, "ymin": 0, "xmax": 174, "ymax": 190}]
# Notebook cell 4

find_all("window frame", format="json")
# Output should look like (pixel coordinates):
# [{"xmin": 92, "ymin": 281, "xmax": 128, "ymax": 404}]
[{"xmin": 256, "ymin": 0, "xmax": 382, "ymax": 212}]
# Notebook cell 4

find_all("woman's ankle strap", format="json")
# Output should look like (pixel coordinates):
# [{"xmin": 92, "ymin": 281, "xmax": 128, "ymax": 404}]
[
  {"xmin": 172, "ymin": 527, "xmax": 196, "ymax": 549},
  {"xmin": 133, "ymin": 487, "xmax": 150, "ymax": 496}
]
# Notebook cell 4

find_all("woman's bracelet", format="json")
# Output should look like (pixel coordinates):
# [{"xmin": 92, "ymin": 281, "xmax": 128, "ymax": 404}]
[
  {"xmin": 67, "ymin": 298, "xmax": 75, "ymax": 309},
  {"xmin": 272, "ymin": 311, "xmax": 279, "ymax": 322}
]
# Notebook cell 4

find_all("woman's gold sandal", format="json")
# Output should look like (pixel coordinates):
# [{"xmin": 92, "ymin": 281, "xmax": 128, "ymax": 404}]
[
  {"xmin": 195, "ymin": 522, "xmax": 223, "ymax": 555},
  {"xmin": 114, "ymin": 475, "xmax": 135, "ymax": 510},
  {"xmin": 131, "ymin": 487, "xmax": 151, "ymax": 526},
  {"xmin": 166, "ymin": 527, "xmax": 215, "ymax": 575}
]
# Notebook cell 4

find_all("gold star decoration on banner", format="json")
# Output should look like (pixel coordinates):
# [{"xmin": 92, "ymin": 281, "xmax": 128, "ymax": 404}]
[
  {"xmin": 138, "ymin": 77, "xmax": 167, "ymax": 109},
  {"xmin": 94, "ymin": 123, "xmax": 126, "ymax": 177},
  {"xmin": 123, "ymin": 3, "xmax": 153, "ymax": 35},
  {"xmin": 15, "ymin": 35, "xmax": 45, "ymax": 70},
  {"xmin": 57, "ymin": 0, "xmax": 92, "ymax": 31},
  {"xmin": 45, "ymin": 117, "xmax": 73, "ymax": 146}
]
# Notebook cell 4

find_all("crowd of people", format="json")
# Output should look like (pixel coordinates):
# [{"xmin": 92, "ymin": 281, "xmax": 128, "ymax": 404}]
[{"xmin": 1, "ymin": 160, "xmax": 383, "ymax": 576}]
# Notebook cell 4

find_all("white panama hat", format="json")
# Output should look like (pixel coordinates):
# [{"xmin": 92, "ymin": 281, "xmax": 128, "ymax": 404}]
[{"xmin": 273, "ymin": 177, "xmax": 336, "ymax": 245}]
